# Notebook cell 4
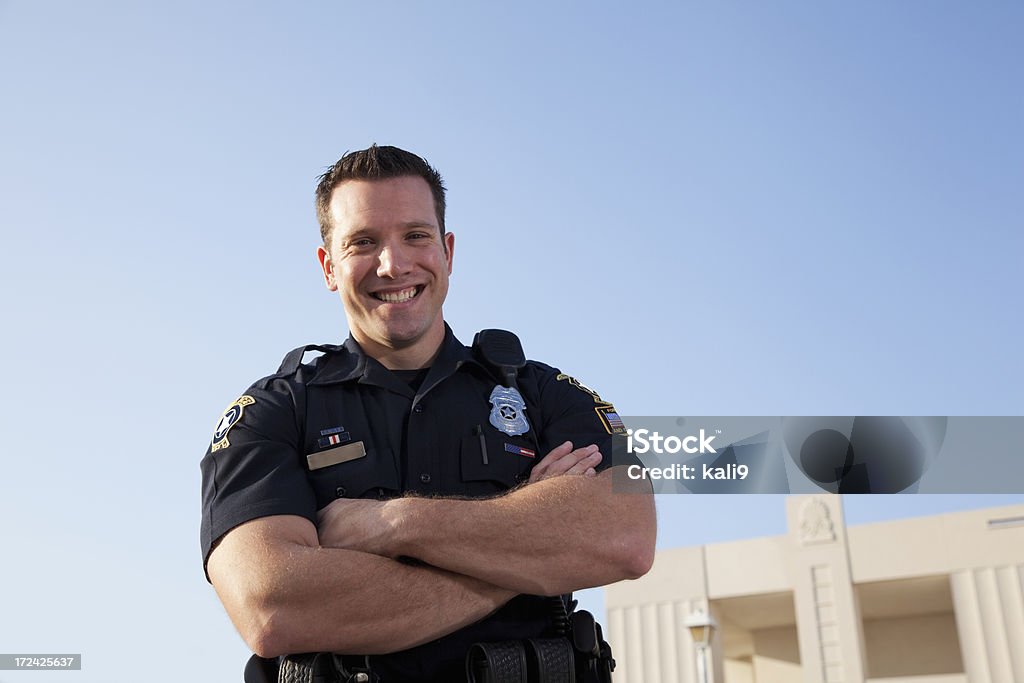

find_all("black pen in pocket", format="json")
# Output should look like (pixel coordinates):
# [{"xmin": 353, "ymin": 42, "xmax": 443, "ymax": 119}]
[{"xmin": 474, "ymin": 424, "xmax": 489, "ymax": 465}]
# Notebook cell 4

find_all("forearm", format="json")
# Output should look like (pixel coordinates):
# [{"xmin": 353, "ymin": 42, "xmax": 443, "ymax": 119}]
[
  {"xmin": 208, "ymin": 517, "xmax": 515, "ymax": 657},
  {"xmin": 389, "ymin": 468, "xmax": 655, "ymax": 595}
]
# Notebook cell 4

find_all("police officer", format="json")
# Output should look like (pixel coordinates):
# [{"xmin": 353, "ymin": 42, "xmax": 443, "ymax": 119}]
[{"xmin": 201, "ymin": 145, "xmax": 656, "ymax": 682}]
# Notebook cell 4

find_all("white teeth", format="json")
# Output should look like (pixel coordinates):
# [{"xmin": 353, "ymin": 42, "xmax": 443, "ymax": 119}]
[{"xmin": 375, "ymin": 286, "xmax": 419, "ymax": 303}]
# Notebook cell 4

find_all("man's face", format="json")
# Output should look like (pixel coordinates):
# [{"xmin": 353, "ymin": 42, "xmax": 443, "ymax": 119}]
[{"xmin": 317, "ymin": 176, "xmax": 455, "ymax": 361}]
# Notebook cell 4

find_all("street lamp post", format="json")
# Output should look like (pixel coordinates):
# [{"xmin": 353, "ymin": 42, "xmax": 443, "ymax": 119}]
[{"xmin": 684, "ymin": 607, "xmax": 717, "ymax": 683}]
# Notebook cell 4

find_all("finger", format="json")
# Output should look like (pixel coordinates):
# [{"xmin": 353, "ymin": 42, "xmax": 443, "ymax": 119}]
[
  {"xmin": 531, "ymin": 444, "xmax": 599, "ymax": 481},
  {"xmin": 540, "ymin": 446, "xmax": 590, "ymax": 475},
  {"xmin": 550, "ymin": 445, "xmax": 599, "ymax": 475},
  {"xmin": 530, "ymin": 441, "xmax": 574, "ymax": 477},
  {"xmin": 564, "ymin": 449, "xmax": 602, "ymax": 476},
  {"xmin": 538, "ymin": 441, "xmax": 574, "ymax": 465}
]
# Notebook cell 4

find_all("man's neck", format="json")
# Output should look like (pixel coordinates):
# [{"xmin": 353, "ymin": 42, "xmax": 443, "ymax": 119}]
[{"xmin": 354, "ymin": 326, "xmax": 446, "ymax": 370}]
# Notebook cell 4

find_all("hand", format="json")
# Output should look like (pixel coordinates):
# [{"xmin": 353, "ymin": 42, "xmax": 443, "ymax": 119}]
[
  {"xmin": 528, "ymin": 441, "xmax": 602, "ymax": 483},
  {"xmin": 316, "ymin": 497, "xmax": 397, "ymax": 556}
]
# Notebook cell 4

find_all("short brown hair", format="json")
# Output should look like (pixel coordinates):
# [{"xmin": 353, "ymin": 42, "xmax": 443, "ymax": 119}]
[{"xmin": 315, "ymin": 144, "xmax": 447, "ymax": 244}]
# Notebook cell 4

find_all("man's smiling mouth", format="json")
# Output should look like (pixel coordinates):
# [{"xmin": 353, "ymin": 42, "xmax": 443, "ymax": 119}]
[{"xmin": 372, "ymin": 286, "xmax": 423, "ymax": 303}]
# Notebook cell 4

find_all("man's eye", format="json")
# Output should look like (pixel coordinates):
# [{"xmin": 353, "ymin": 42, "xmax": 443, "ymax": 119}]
[{"xmin": 350, "ymin": 238, "xmax": 374, "ymax": 248}]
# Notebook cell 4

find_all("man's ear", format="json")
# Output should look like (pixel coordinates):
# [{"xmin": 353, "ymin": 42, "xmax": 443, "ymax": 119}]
[
  {"xmin": 317, "ymin": 245, "xmax": 338, "ymax": 292},
  {"xmin": 443, "ymin": 231, "xmax": 455, "ymax": 275}
]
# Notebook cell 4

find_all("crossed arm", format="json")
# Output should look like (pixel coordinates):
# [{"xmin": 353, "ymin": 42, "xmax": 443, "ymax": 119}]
[
  {"xmin": 208, "ymin": 514, "xmax": 515, "ymax": 657},
  {"xmin": 207, "ymin": 442, "xmax": 656, "ymax": 657}
]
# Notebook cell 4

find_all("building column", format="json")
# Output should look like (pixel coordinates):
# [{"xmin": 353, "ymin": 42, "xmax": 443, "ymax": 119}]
[
  {"xmin": 605, "ymin": 546, "xmax": 717, "ymax": 683},
  {"xmin": 786, "ymin": 496, "xmax": 867, "ymax": 683},
  {"xmin": 608, "ymin": 597, "xmax": 713, "ymax": 683},
  {"xmin": 950, "ymin": 564, "xmax": 1024, "ymax": 683}
]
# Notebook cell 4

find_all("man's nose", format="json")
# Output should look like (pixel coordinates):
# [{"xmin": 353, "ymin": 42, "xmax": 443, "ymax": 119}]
[{"xmin": 377, "ymin": 243, "xmax": 411, "ymax": 278}]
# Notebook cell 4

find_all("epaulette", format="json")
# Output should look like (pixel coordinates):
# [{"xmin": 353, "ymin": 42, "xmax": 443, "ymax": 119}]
[{"xmin": 274, "ymin": 344, "xmax": 348, "ymax": 376}]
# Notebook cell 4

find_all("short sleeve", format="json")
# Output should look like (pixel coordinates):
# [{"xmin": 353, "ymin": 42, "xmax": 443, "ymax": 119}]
[
  {"xmin": 531, "ymin": 365, "xmax": 642, "ymax": 473},
  {"xmin": 199, "ymin": 377, "xmax": 317, "ymax": 576}
]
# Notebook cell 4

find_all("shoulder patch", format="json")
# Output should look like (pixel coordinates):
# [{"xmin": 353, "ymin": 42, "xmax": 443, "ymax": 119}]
[
  {"xmin": 556, "ymin": 373, "xmax": 625, "ymax": 433},
  {"xmin": 595, "ymin": 404, "xmax": 627, "ymax": 435},
  {"xmin": 556, "ymin": 373, "xmax": 606, "ymax": 403},
  {"xmin": 211, "ymin": 395, "xmax": 256, "ymax": 452}
]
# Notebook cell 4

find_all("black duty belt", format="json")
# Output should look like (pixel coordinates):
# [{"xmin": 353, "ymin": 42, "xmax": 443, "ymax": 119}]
[
  {"xmin": 245, "ymin": 653, "xmax": 376, "ymax": 683},
  {"xmin": 465, "ymin": 639, "xmax": 575, "ymax": 683},
  {"xmin": 244, "ymin": 610, "xmax": 612, "ymax": 683}
]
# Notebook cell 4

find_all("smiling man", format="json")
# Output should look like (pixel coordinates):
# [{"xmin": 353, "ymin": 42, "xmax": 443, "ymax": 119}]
[
  {"xmin": 200, "ymin": 145, "xmax": 656, "ymax": 683},
  {"xmin": 317, "ymin": 173, "xmax": 454, "ymax": 369}
]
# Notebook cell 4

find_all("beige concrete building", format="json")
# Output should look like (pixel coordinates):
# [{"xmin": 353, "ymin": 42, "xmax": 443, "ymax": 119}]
[{"xmin": 606, "ymin": 498, "xmax": 1024, "ymax": 683}]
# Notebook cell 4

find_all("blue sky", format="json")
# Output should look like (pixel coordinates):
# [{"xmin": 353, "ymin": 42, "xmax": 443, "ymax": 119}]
[{"xmin": 1, "ymin": 2, "xmax": 1021, "ymax": 681}]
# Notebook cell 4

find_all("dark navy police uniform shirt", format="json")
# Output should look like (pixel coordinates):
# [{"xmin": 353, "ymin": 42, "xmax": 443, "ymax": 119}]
[{"xmin": 200, "ymin": 325, "xmax": 631, "ymax": 682}]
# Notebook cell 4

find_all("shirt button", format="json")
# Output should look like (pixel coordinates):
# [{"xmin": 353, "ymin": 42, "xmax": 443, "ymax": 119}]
[
  {"xmin": 335, "ymin": 486, "xmax": 346, "ymax": 498},
  {"xmin": 413, "ymin": 404, "xmax": 424, "ymax": 413},
  {"xmin": 420, "ymin": 473, "xmax": 431, "ymax": 484}
]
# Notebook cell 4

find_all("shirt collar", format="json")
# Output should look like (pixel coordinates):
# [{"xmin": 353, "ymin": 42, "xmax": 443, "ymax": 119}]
[{"xmin": 307, "ymin": 323, "xmax": 482, "ymax": 391}]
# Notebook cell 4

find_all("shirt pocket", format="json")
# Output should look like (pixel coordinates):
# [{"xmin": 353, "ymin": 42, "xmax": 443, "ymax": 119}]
[
  {"xmin": 460, "ymin": 429, "xmax": 537, "ymax": 492},
  {"xmin": 307, "ymin": 446, "xmax": 401, "ymax": 507}
]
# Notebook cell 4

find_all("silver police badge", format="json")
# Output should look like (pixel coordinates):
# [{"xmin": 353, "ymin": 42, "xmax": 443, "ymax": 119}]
[{"xmin": 488, "ymin": 385, "xmax": 530, "ymax": 436}]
